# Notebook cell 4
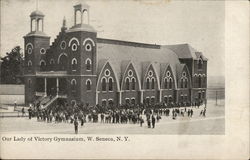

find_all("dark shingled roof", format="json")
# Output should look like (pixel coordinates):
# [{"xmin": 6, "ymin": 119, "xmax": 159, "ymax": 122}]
[
  {"xmin": 165, "ymin": 43, "xmax": 208, "ymax": 61},
  {"xmin": 96, "ymin": 40, "xmax": 181, "ymax": 86}
]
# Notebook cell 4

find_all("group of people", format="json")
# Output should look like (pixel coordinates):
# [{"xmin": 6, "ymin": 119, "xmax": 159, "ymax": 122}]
[{"xmin": 23, "ymin": 99, "xmax": 206, "ymax": 134}]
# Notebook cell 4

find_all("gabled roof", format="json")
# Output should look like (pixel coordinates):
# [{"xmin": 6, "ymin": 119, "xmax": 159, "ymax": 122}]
[
  {"xmin": 165, "ymin": 44, "xmax": 208, "ymax": 61},
  {"xmin": 96, "ymin": 40, "xmax": 181, "ymax": 84}
]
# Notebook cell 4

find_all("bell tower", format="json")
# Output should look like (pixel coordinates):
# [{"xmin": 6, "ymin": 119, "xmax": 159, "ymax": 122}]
[{"xmin": 23, "ymin": 9, "xmax": 50, "ymax": 105}]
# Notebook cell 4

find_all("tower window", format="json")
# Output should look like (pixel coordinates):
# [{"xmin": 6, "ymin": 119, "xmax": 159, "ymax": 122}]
[
  {"xmin": 104, "ymin": 69, "xmax": 110, "ymax": 76},
  {"xmin": 72, "ymin": 58, "xmax": 77, "ymax": 71},
  {"xmin": 86, "ymin": 79, "xmax": 91, "ymax": 90},
  {"xmin": 71, "ymin": 79, "xmax": 77, "ymax": 91},
  {"xmin": 86, "ymin": 59, "xmax": 91, "ymax": 71},
  {"xmin": 28, "ymin": 79, "xmax": 31, "ymax": 88},
  {"xmin": 28, "ymin": 48, "xmax": 32, "ymax": 54},
  {"xmin": 101, "ymin": 78, "xmax": 106, "ymax": 91},
  {"xmin": 164, "ymin": 78, "xmax": 168, "ymax": 89},
  {"xmin": 85, "ymin": 44, "xmax": 92, "ymax": 51},
  {"xmin": 128, "ymin": 70, "xmax": 133, "ymax": 77},
  {"xmin": 108, "ymin": 78, "xmax": 113, "ymax": 91},
  {"xmin": 72, "ymin": 43, "xmax": 77, "ymax": 51},
  {"xmin": 198, "ymin": 59, "xmax": 203, "ymax": 69},
  {"xmin": 28, "ymin": 60, "xmax": 32, "ymax": 67},
  {"xmin": 169, "ymin": 78, "xmax": 172, "ymax": 89}
]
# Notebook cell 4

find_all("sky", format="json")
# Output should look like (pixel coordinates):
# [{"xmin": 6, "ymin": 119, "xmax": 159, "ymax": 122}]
[{"xmin": 0, "ymin": 0, "xmax": 225, "ymax": 78}]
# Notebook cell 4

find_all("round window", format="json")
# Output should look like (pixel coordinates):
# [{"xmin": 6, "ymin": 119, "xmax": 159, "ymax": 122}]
[
  {"xmin": 40, "ymin": 48, "xmax": 46, "ymax": 54},
  {"xmin": 166, "ymin": 71, "xmax": 170, "ymax": 77},
  {"xmin": 105, "ymin": 69, "xmax": 110, "ymax": 76},
  {"xmin": 128, "ymin": 70, "xmax": 133, "ymax": 77},
  {"xmin": 148, "ymin": 71, "xmax": 153, "ymax": 77},
  {"xmin": 28, "ymin": 48, "xmax": 32, "ymax": 54},
  {"xmin": 72, "ymin": 43, "xmax": 77, "ymax": 51},
  {"xmin": 60, "ymin": 41, "xmax": 66, "ymax": 49},
  {"xmin": 182, "ymin": 72, "xmax": 186, "ymax": 77},
  {"xmin": 85, "ymin": 44, "xmax": 92, "ymax": 51}
]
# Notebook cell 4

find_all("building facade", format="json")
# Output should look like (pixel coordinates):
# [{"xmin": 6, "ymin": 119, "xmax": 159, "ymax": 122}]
[{"xmin": 23, "ymin": 3, "xmax": 208, "ymax": 108}]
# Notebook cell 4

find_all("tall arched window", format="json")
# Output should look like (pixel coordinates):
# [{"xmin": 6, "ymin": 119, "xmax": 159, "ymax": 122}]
[
  {"xmin": 28, "ymin": 60, "xmax": 32, "ymax": 70},
  {"xmin": 28, "ymin": 79, "xmax": 31, "ymax": 88},
  {"xmin": 102, "ymin": 78, "xmax": 106, "ymax": 91},
  {"xmin": 146, "ymin": 78, "xmax": 150, "ymax": 89},
  {"xmin": 164, "ymin": 78, "xmax": 168, "ymax": 89},
  {"xmin": 151, "ymin": 78, "xmax": 155, "ymax": 89},
  {"xmin": 180, "ymin": 79, "xmax": 184, "ymax": 88},
  {"xmin": 86, "ymin": 59, "xmax": 91, "ymax": 71},
  {"xmin": 108, "ymin": 78, "xmax": 113, "ymax": 91},
  {"xmin": 50, "ymin": 59, "xmax": 55, "ymax": 70},
  {"xmin": 198, "ymin": 59, "xmax": 203, "ymax": 69},
  {"xmin": 125, "ymin": 78, "xmax": 130, "ymax": 90},
  {"xmin": 72, "ymin": 58, "xmax": 77, "ymax": 71},
  {"xmin": 71, "ymin": 79, "xmax": 77, "ymax": 91},
  {"xmin": 40, "ymin": 60, "xmax": 46, "ymax": 71},
  {"xmin": 198, "ymin": 75, "xmax": 202, "ymax": 88},
  {"xmin": 86, "ymin": 79, "xmax": 91, "ymax": 90},
  {"xmin": 184, "ymin": 79, "xmax": 188, "ymax": 88},
  {"xmin": 169, "ymin": 78, "xmax": 172, "ymax": 89},
  {"xmin": 131, "ymin": 78, "xmax": 136, "ymax": 90}
]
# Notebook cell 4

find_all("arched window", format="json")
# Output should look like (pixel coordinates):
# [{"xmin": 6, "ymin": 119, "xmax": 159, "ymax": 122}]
[
  {"xmin": 76, "ymin": 10, "xmax": 81, "ymax": 24},
  {"xmin": 164, "ymin": 78, "xmax": 168, "ymax": 89},
  {"xmin": 131, "ymin": 98, "xmax": 136, "ymax": 105},
  {"xmin": 102, "ymin": 99, "xmax": 107, "ymax": 107},
  {"xmin": 146, "ymin": 78, "xmax": 150, "ymax": 89},
  {"xmin": 72, "ymin": 58, "xmax": 77, "ymax": 71},
  {"xmin": 71, "ymin": 79, "xmax": 77, "ymax": 91},
  {"xmin": 131, "ymin": 78, "xmax": 136, "ymax": 90},
  {"xmin": 58, "ymin": 53, "xmax": 68, "ymax": 70},
  {"xmin": 184, "ymin": 79, "xmax": 188, "ymax": 88},
  {"xmin": 125, "ymin": 78, "xmax": 130, "ymax": 90},
  {"xmin": 125, "ymin": 98, "xmax": 130, "ymax": 105},
  {"xmin": 151, "ymin": 97, "xmax": 155, "ymax": 104},
  {"xmin": 28, "ymin": 79, "xmax": 31, "ymax": 88},
  {"xmin": 102, "ymin": 78, "xmax": 106, "ymax": 91},
  {"xmin": 151, "ymin": 78, "xmax": 155, "ymax": 89},
  {"xmin": 86, "ymin": 59, "xmax": 91, "ymax": 71},
  {"xmin": 40, "ymin": 60, "xmax": 46, "ymax": 71},
  {"xmin": 198, "ymin": 75, "xmax": 202, "ymax": 88},
  {"xmin": 198, "ymin": 59, "xmax": 203, "ymax": 69},
  {"xmin": 108, "ymin": 78, "xmax": 113, "ymax": 91},
  {"xmin": 181, "ymin": 79, "xmax": 184, "ymax": 88},
  {"xmin": 169, "ymin": 78, "xmax": 172, "ymax": 89},
  {"xmin": 86, "ymin": 79, "xmax": 91, "ymax": 90}
]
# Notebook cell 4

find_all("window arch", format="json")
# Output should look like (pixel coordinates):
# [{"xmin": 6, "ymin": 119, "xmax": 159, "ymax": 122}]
[
  {"xmin": 28, "ymin": 60, "xmax": 32, "ymax": 67},
  {"xmin": 125, "ymin": 77, "xmax": 130, "ymax": 90},
  {"xmin": 146, "ymin": 78, "xmax": 150, "ymax": 89},
  {"xmin": 131, "ymin": 77, "xmax": 136, "ymax": 90},
  {"xmin": 71, "ymin": 79, "xmax": 77, "ymax": 91},
  {"xmin": 72, "ymin": 58, "xmax": 77, "ymax": 71},
  {"xmin": 108, "ymin": 77, "xmax": 113, "ymax": 91},
  {"xmin": 198, "ymin": 75, "xmax": 202, "ymax": 88},
  {"xmin": 151, "ymin": 78, "xmax": 155, "ymax": 89},
  {"xmin": 164, "ymin": 78, "xmax": 168, "ymax": 89},
  {"xmin": 85, "ymin": 58, "xmax": 91, "ymax": 71},
  {"xmin": 101, "ymin": 77, "xmax": 106, "ymax": 91},
  {"xmin": 86, "ymin": 79, "xmax": 92, "ymax": 90},
  {"xmin": 40, "ymin": 60, "xmax": 46, "ymax": 71}
]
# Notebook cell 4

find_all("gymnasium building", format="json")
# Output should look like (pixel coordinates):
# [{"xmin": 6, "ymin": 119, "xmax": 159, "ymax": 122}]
[{"xmin": 23, "ymin": 3, "xmax": 208, "ymax": 108}]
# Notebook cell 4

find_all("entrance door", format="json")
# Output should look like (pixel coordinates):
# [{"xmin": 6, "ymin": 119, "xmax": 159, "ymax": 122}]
[{"xmin": 47, "ymin": 78, "xmax": 56, "ymax": 96}]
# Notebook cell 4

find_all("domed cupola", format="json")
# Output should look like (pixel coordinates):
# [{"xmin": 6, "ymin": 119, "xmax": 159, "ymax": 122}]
[
  {"xmin": 25, "ymin": 9, "xmax": 48, "ymax": 37},
  {"xmin": 67, "ymin": 3, "xmax": 96, "ymax": 33}
]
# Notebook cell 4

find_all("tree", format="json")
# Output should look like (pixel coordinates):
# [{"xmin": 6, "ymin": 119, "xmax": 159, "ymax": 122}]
[{"xmin": 0, "ymin": 46, "xmax": 24, "ymax": 84}]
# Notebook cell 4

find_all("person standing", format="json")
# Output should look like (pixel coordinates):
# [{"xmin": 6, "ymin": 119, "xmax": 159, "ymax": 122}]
[
  {"xmin": 74, "ymin": 118, "xmax": 79, "ymax": 134},
  {"xmin": 152, "ymin": 115, "xmax": 156, "ymax": 129},
  {"xmin": 21, "ymin": 107, "xmax": 25, "ymax": 117},
  {"xmin": 28, "ymin": 107, "xmax": 32, "ymax": 119}
]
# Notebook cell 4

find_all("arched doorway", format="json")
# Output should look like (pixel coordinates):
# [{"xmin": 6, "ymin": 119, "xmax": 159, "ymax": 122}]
[{"xmin": 58, "ymin": 54, "xmax": 68, "ymax": 71}]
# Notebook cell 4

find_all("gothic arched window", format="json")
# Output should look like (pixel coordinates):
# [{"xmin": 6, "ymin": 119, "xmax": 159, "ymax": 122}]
[
  {"xmin": 125, "ymin": 78, "xmax": 130, "ymax": 90},
  {"xmin": 164, "ymin": 78, "xmax": 168, "ymax": 89},
  {"xmin": 86, "ymin": 79, "xmax": 91, "ymax": 90},
  {"xmin": 131, "ymin": 78, "xmax": 136, "ymax": 90},
  {"xmin": 198, "ymin": 75, "xmax": 202, "ymax": 88},
  {"xmin": 184, "ymin": 79, "xmax": 188, "ymax": 88},
  {"xmin": 108, "ymin": 78, "xmax": 113, "ymax": 91},
  {"xmin": 71, "ymin": 79, "xmax": 77, "ymax": 91},
  {"xmin": 198, "ymin": 59, "xmax": 203, "ymax": 69},
  {"xmin": 146, "ymin": 78, "xmax": 150, "ymax": 89},
  {"xmin": 151, "ymin": 78, "xmax": 155, "ymax": 89},
  {"xmin": 169, "ymin": 78, "xmax": 172, "ymax": 89},
  {"xmin": 102, "ymin": 78, "xmax": 106, "ymax": 91}
]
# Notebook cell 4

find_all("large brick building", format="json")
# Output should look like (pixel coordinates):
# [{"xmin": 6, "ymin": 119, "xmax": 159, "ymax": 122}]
[{"xmin": 24, "ymin": 3, "xmax": 207, "ymax": 108}]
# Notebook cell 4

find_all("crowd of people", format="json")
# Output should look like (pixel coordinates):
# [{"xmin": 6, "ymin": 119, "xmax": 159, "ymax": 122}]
[{"xmin": 24, "ymin": 99, "xmax": 206, "ymax": 134}]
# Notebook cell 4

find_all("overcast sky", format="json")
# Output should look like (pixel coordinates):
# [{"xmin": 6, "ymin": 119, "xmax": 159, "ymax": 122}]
[{"xmin": 0, "ymin": 0, "xmax": 225, "ymax": 78}]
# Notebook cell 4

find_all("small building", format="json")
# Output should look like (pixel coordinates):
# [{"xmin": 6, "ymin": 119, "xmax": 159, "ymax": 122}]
[{"xmin": 23, "ymin": 3, "xmax": 207, "ymax": 108}]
